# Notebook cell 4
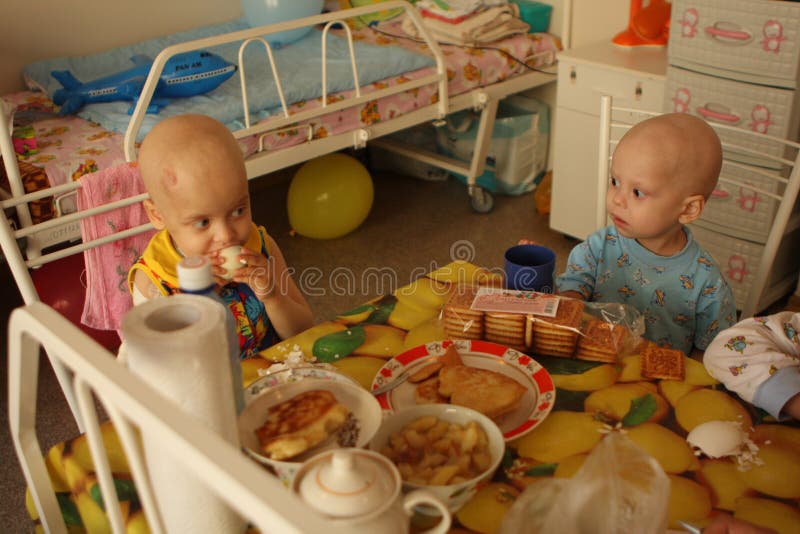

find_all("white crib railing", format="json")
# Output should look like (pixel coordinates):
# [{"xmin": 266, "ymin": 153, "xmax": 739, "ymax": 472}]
[{"xmin": 9, "ymin": 302, "xmax": 352, "ymax": 534}]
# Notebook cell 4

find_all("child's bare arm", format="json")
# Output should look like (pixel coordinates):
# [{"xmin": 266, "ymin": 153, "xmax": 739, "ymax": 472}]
[
  {"xmin": 132, "ymin": 269, "xmax": 163, "ymax": 304},
  {"xmin": 783, "ymin": 392, "xmax": 800, "ymax": 420}
]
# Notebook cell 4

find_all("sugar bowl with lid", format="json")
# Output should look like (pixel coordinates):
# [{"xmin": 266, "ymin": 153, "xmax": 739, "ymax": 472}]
[{"xmin": 292, "ymin": 448, "xmax": 451, "ymax": 533}]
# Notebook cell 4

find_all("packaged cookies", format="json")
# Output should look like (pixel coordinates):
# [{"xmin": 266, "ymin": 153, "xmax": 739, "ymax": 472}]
[{"xmin": 442, "ymin": 285, "xmax": 645, "ymax": 363}]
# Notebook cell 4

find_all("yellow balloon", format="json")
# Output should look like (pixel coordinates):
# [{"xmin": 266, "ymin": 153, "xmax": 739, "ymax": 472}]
[{"xmin": 287, "ymin": 153, "xmax": 374, "ymax": 239}]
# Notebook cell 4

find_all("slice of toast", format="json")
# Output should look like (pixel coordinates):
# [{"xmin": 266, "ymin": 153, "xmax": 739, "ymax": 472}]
[
  {"xmin": 255, "ymin": 389, "xmax": 350, "ymax": 460},
  {"xmin": 438, "ymin": 365, "xmax": 526, "ymax": 419},
  {"xmin": 414, "ymin": 376, "xmax": 448, "ymax": 404}
]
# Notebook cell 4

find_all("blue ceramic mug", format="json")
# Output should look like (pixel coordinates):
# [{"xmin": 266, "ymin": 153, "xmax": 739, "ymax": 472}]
[{"xmin": 504, "ymin": 244, "xmax": 556, "ymax": 293}]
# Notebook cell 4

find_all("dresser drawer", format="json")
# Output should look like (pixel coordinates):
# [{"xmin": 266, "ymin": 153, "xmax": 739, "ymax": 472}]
[
  {"xmin": 701, "ymin": 160, "xmax": 789, "ymax": 243},
  {"xmin": 557, "ymin": 60, "xmax": 664, "ymax": 116},
  {"xmin": 669, "ymin": 0, "xmax": 800, "ymax": 88},
  {"xmin": 664, "ymin": 66, "xmax": 799, "ymax": 160},
  {"xmin": 691, "ymin": 223, "xmax": 800, "ymax": 311}
]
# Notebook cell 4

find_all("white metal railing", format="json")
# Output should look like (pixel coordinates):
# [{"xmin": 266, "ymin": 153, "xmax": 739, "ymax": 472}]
[
  {"xmin": 9, "ymin": 302, "xmax": 352, "ymax": 534},
  {"xmin": 124, "ymin": 0, "xmax": 449, "ymax": 161}
]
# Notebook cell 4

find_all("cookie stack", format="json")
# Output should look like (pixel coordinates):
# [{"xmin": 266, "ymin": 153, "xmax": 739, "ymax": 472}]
[
  {"xmin": 484, "ymin": 312, "xmax": 531, "ymax": 352},
  {"xmin": 530, "ymin": 299, "xmax": 585, "ymax": 357},
  {"xmin": 575, "ymin": 320, "xmax": 630, "ymax": 363},
  {"xmin": 443, "ymin": 286, "xmax": 484, "ymax": 341}
]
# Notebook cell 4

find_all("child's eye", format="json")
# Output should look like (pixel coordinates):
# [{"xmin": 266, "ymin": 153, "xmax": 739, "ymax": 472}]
[
  {"xmin": 232, "ymin": 207, "xmax": 246, "ymax": 217},
  {"xmin": 193, "ymin": 218, "xmax": 210, "ymax": 229},
  {"xmin": 633, "ymin": 189, "xmax": 646, "ymax": 199},
  {"xmin": 610, "ymin": 177, "xmax": 619, "ymax": 187}
]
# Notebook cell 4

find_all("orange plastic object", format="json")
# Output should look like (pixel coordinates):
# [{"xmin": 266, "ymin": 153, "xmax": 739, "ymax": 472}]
[{"xmin": 613, "ymin": 0, "xmax": 671, "ymax": 48}]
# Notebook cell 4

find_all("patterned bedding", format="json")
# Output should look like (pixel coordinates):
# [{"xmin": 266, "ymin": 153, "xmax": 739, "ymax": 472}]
[{"xmin": 1, "ymin": 19, "xmax": 560, "ymax": 223}]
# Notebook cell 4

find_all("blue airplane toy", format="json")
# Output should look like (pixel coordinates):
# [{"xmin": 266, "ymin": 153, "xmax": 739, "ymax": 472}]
[{"xmin": 51, "ymin": 50, "xmax": 237, "ymax": 115}]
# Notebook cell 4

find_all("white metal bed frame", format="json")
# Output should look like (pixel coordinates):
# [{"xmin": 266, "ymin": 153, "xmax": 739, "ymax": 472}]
[
  {"xmin": 0, "ymin": 0, "xmax": 565, "ymax": 264},
  {"xmin": 596, "ymin": 94, "xmax": 800, "ymax": 319},
  {"xmin": 9, "ymin": 302, "xmax": 354, "ymax": 534}
]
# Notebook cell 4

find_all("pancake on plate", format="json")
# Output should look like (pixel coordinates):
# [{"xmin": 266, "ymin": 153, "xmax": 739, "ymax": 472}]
[{"xmin": 255, "ymin": 389, "xmax": 350, "ymax": 460}]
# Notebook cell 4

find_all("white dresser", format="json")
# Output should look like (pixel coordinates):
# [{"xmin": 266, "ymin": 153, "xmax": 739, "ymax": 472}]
[
  {"xmin": 550, "ymin": 41, "xmax": 668, "ymax": 240},
  {"xmin": 665, "ymin": 0, "xmax": 800, "ymax": 312}
]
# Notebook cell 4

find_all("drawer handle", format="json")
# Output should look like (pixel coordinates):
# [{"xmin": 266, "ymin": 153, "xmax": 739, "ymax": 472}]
[
  {"xmin": 704, "ymin": 24, "xmax": 753, "ymax": 44},
  {"xmin": 697, "ymin": 105, "xmax": 741, "ymax": 124}
]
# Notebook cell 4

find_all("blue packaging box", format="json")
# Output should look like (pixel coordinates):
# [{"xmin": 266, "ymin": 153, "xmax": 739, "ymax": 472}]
[{"xmin": 511, "ymin": 0, "xmax": 553, "ymax": 33}]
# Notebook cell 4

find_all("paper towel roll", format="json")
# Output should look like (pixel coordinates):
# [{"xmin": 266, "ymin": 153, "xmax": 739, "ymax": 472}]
[{"xmin": 122, "ymin": 295, "xmax": 246, "ymax": 533}]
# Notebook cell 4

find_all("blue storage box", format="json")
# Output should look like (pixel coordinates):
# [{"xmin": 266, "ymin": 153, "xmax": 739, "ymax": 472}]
[
  {"xmin": 435, "ymin": 95, "xmax": 550, "ymax": 196},
  {"xmin": 511, "ymin": 0, "xmax": 553, "ymax": 33}
]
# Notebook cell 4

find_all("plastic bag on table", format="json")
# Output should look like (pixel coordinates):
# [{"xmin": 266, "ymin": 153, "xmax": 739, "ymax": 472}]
[{"xmin": 500, "ymin": 432, "xmax": 670, "ymax": 534}]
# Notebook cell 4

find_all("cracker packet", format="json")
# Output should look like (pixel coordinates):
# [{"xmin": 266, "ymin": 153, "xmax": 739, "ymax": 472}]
[{"xmin": 441, "ymin": 285, "xmax": 644, "ymax": 363}]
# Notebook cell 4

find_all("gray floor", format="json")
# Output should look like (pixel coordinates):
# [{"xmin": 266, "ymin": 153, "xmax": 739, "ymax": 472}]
[{"xmin": 0, "ymin": 164, "xmax": 575, "ymax": 531}]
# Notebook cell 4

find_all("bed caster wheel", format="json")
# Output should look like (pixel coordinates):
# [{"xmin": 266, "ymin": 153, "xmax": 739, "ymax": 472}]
[{"xmin": 470, "ymin": 186, "xmax": 494, "ymax": 213}]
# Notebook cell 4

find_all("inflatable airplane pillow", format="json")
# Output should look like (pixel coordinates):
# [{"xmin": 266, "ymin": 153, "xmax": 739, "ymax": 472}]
[{"xmin": 51, "ymin": 50, "xmax": 237, "ymax": 115}]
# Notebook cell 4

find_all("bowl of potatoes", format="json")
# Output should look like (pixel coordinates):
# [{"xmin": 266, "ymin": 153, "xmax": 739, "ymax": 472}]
[{"xmin": 369, "ymin": 404, "xmax": 505, "ymax": 514}]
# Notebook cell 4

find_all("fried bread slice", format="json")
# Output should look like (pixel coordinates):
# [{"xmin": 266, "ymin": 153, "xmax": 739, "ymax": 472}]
[
  {"xmin": 414, "ymin": 376, "xmax": 448, "ymax": 404},
  {"xmin": 408, "ymin": 361, "xmax": 444, "ymax": 383},
  {"xmin": 438, "ymin": 365, "xmax": 526, "ymax": 419},
  {"xmin": 255, "ymin": 389, "xmax": 350, "ymax": 460}
]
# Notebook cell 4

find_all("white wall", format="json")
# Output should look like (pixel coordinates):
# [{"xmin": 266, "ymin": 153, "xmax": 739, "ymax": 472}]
[
  {"xmin": 568, "ymin": 0, "xmax": 629, "ymax": 49},
  {"xmin": 527, "ymin": 0, "xmax": 629, "ymax": 170},
  {"xmin": 0, "ymin": 0, "xmax": 242, "ymax": 95}
]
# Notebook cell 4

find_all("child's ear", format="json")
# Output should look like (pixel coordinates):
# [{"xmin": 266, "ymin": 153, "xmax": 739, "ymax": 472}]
[
  {"xmin": 143, "ymin": 199, "xmax": 166, "ymax": 230},
  {"xmin": 678, "ymin": 194, "xmax": 706, "ymax": 224}
]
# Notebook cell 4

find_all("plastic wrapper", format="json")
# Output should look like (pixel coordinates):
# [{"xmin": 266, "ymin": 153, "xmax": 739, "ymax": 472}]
[
  {"xmin": 500, "ymin": 432, "xmax": 670, "ymax": 534},
  {"xmin": 442, "ymin": 284, "xmax": 645, "ymax": 363}
]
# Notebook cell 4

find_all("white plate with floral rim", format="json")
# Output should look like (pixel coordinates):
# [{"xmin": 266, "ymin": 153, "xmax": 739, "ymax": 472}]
[
  {"xmin": 239, "ymin": 377, "xmax": 382, "ymax": 485},
  {"xmin": 244, "ymin": 365, "xmax": 360, "ymax": 404},
  {"xmin": 370, "ymin": 340, "xmax": 555, "ymax": 441}
]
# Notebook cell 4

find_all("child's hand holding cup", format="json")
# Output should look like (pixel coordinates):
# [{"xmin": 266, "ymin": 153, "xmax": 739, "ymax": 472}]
[{"xmin": 217, "ymin": 245, "xmax": 244, "ymax": 281}]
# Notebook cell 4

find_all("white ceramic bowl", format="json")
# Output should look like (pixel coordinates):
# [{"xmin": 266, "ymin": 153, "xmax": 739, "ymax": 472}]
[
  {"xmin": 244, "ymin": 365, "xmax": 360, "ymax": 404},
  {"xmin": 369, "ymin": 404, "xmax": 505, "ymax": 513},
  {"xmin": 238, "ymin": 378, "xmax": 382, "ymax": 486}
]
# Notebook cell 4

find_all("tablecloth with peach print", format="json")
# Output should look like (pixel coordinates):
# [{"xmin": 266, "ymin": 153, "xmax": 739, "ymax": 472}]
[{"xmin": 33, "ymin": 261, "xmax": 800, "ymax": 533}]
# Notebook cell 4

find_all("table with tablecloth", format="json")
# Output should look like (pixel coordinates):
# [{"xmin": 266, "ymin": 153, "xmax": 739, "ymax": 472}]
[{"xmin": 32, "ymin": 261, "xmax": 800, "ymax": 533}]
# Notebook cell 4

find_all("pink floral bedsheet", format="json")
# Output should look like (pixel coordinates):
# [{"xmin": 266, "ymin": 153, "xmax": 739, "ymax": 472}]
[
  {"xmin": 246, "ymin": 21, "xmax": 561, "ymax": 154},
  {"xmin": 2, "ymin": 92, "xmax": 127, "ymax": 192}
]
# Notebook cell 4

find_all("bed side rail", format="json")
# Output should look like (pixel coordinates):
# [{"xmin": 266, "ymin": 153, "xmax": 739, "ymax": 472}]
[
  {"xmin": 9, "ymin": 302, "xmax": 351, "ymax": 534},
  {"xmin": 124, "ymin": 0, "xmax": 449, "ymax": 162}
]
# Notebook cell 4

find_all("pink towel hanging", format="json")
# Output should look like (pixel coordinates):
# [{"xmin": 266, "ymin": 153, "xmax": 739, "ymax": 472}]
[{"xmin": 77, "ymin": 162, "xmax": 155, "ymax": 332}]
